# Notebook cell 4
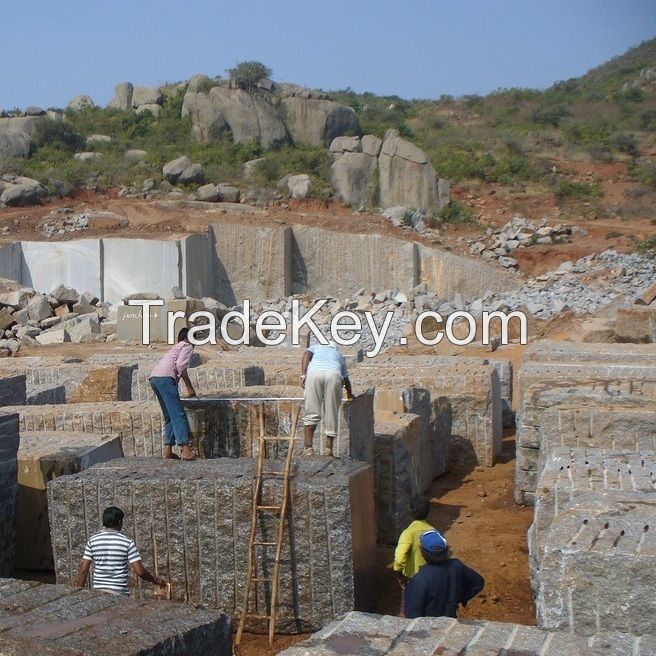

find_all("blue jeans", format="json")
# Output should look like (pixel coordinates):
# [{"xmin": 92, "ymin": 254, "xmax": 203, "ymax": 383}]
[{"xmin": 149, "ymin": 377, "xmax": 189, "ymax": 446}]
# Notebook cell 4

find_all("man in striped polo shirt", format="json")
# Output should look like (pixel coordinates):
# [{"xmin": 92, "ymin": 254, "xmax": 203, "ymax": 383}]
[
  {"xmin": 300, "ymin": 340, "xmax": 353, "ymax": 457},
  {"xmin": 77, "ymin": 506, "xmax": 165, "ymax": 596}
]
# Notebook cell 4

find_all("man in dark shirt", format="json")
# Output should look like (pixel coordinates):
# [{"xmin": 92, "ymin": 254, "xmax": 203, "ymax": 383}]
[{"xmin": 404, "ymin": 529, "xmax": 484, "ymax": 619}]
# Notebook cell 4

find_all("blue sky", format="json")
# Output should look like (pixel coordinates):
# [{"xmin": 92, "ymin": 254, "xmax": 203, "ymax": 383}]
[{"xmin": 1, "ymin": 0, "xmax": 654, "ymax": 109}]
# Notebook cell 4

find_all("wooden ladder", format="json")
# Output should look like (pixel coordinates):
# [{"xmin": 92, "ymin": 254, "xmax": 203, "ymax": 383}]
[{"xmin": 236, "ymin": 402, "xmax": 301, "ymax": 646}]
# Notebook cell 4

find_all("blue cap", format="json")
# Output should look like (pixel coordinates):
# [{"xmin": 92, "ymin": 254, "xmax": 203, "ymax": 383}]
[{"xmin": 419, "ymin": 529, "xmax": 447, "ymax": 553}]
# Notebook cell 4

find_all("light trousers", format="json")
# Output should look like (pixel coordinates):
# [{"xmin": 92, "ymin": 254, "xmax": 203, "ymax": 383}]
[{"xmin": 303, "ymin": 370, "xmax": 342, "ymax": 436}]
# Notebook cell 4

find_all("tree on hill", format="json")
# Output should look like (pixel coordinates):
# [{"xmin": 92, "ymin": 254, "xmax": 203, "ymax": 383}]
[{"xmin": 227, "ymin": 61, "xmax": 272, "ymax": 91}]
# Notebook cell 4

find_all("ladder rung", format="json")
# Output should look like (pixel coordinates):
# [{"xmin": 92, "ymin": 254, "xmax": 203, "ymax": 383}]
[
  {"xmin": 244, "ymin": 613, "xmax": 272, "ymax": 620},
  {"xmin": 261, "ymin": 436, "xmax": 293, "ymax": 441},
  {"xmin": 257, "ymin": 505, "xmax": 282, "ymax": 510},
  {"xmin": 262, "ymin": 471, "xmax": 286, "ymax": 476},
  {"xmin": 251, "ymin": 577, "xmax": 271, "ymax": 583},
  {"xmin": 253, "ymin": 541, "xmax": 277, "ymax": 546}
]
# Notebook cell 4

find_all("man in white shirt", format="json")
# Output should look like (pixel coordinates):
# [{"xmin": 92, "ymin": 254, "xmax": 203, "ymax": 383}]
[
  {"xmin": 78, "ymin": 506, "xmax": 165, "ymax": 596},
  {"xmin": 300, "ymin": 341, "xmax": 353, "ymax": 457}
]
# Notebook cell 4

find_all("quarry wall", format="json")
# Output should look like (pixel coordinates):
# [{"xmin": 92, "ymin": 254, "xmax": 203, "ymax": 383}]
[{"xmin": 0, "ymin": 223, "xmax": 518, "ymax": 303}]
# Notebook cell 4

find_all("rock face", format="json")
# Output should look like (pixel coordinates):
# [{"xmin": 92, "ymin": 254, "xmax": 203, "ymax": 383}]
[
  {"xmin": 0, "ymin": 578, "xmax": 232, "ymax": 656},
  {"xmin": 108, "ymin": 81, "xmax": 134, "ymax": 110},
  {"xmin": 183, "ymin": 87, "xmax": 289, "ymax": 148},
  {"xmin": 49, "ymin": 457, "xmax": 376, "ymax": 633},
  {"xmin": 0, "ymin": 131, "xmax": 31, "ymax": 161},
  {"xmin": 282, "ymin": 96, "xmax": 360, "ymax": 146},
  {"xmin": 378, "ymin": 130, "xmax": 438, "ymax": 210}
]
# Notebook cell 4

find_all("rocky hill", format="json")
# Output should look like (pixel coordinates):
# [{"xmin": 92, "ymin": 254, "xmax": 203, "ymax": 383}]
[{"xmin": 0, "ymin": 41, "xmax": 655, "ymax": 255}]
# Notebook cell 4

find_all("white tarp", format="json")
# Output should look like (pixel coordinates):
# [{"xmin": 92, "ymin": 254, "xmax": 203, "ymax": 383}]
[
  {"xmin": 102, "ymin": 238, "xmax": 180, "ymax": 304},
  {"xmin": 21, "ymin": 240, "xmax": 102, "ymax": 298}
]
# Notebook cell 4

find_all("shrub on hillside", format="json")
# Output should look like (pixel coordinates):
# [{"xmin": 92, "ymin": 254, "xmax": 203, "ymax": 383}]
[
  {"xmin": 227, "ymin": 61, "xmax": 272, "ymax": 91},
  {"xmin": 437, "ymin": 200, "xmax": 475, "ymax": 224},
  {"xmin": 531, "ymin": 104, "xmax": 570, "ymax": 127},
  {"xmin": 32, "ymin": 119, "xmax": 84, "ymax": 152},
  {"xmin": 554, "ymin": 180, "xmax": 603, "ymax": 201}
]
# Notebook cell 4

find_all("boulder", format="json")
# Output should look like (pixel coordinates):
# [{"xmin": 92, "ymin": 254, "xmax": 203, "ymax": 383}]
[
  {"xmin": 377, "ymin": 131, "xmax": 438, "ymax": 211},
  {"xmin": 329, "ymin": 136, "xmax": 361, "ymax": 153},
  {"xmin": 183, "ymin": 87, "xmax": 289, "ymax": 148},
  {"xmin": 178, "ymin": 162, "xmax": 205, "ymax": 185},
  {"xmin": 85, "ymin": 134, "xmax": 111, "ymax": 144},
  {"xmin": 0, "ymin": 176, "xmax": 45, "ymax": 206},
  {"xmin": 51, "ymin": 284, "xmax": 79, "ymax": 304},
  {"xmin": 197, "ymin": 183, "xmax": 220, "ymax": 202},
  {"xmin": 286, "ymin": 174, "xmax": 312, "ymax": 199},
  {"xmin": 361, "ymin": 134, "xmax": 382, "ymax": 157},
  {"xmin": 136, "ymin": 104, "xmax": 161, "ymax": 117},
  {"xmin": 281, "ymin": 97, "xmax": 360, "ymax": 146},
  {"xmin": 0, "ymin": 130, "xmax": 31, "ymax": 160},
  {"xmin": 67, "ymin": 315, "xmax": 101, "ymax": 343},
  {"xmin": 24, "ymin": 106, "xmax": 45, "ymax": 116},
  {"xmin": 242, "ymin": 158, "xmax": 264, "ymax": 180},
  {"xmin": 217, "ymin": 184, "xmax": 240, "ymax": 202},
  {"xmin": 0, "ymin": 307, "xmax": 14, "ymax": 331},
  {"xmin": 35, "ymin": 327, "xmax": 70, "ymax": 345},
  {"xmin": 26, "ymin": 295, "xmax": 52, "ymax": 321},
  {"xmin": 331, "ymin": 152, "xmax": 378, "ymax": 208},
  {"xmin": 131, "ymin": 86, "xmax": 163, "ymax": 108},
  {"xmin": 181, "ymin": 91, "xmax": 230, "ymax": 144},
  {"xmin": 162, "ymin": 155, "xmax": 192, "ymax": 183},
  {"xmin": 0, "ymin": 290, "xmax": 29, "ymax": 309},
  {"xmin": 125, "ymin": 149, "xmax": 148, "ymax": 161},
  {"xmin": 108, "ymin": 82, "xmax": 134, "ymax": 110},
  {"xmin": 66, "ymin": 95, "xmax": 95, "ymax": 111},
  {"xmin": 73, "ymin": 152, "xmax": 102, "ymax": 162},
  {"xmin": 0, "ymin": 116, "xmax": 43, "ymax": 137}
]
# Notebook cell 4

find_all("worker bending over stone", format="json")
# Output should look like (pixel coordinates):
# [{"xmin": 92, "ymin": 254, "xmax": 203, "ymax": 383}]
[
  {"xmin": 301, "ymin": 340, "xmax": 353, "ymax": 457},
  {"xmin": 148, "ymin": 327, "xmax": 198, "ymax": 461},
  {"xmin": 78, "ymin": 506, "xmax": 165, "ymax": 596}
]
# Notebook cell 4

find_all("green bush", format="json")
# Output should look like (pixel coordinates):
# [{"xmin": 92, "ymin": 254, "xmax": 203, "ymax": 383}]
[
  {"xmin": 32, "ymin": 119, "xmax": 84, "ymax": 152},
  {"xmin": 227, "ymin": 61, "xmax": 272, "ymax": 91},
  {"xmin": 628, "ymin": 161, "xmax": 656, "ymax": 190},
  {"xmin": 250, "ymin": 146, "xmax": 332, "ymax": 191},
  {"xmin": 438, "ymin": 200, "xmax": 476, "ymax": 224},
  {"xmin": 554, "ymin": 180, "xmax": 603, "ymax": 201},
  {"xmin": 531, "ymin": 105, "xmax": 570, "ymax": 127}
]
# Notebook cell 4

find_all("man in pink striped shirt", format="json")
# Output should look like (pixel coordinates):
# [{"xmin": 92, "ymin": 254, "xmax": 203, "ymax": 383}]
[{"xmin": 148, "ymin": 327, "xmax": 198, "ymax": 460}]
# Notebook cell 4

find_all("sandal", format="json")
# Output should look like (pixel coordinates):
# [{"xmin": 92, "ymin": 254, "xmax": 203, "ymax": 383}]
[
  {"xmin": 181, "ymin": 455, "xmax": 197, "ymax": 461},
  {"xmin": 164, "ymin": 453, "xmax": 180, "ymax": 460}
]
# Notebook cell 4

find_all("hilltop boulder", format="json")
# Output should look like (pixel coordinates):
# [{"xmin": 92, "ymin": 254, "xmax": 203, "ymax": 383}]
[
  {"xmin": 67, "ymin": 95, "xmax": 96, "ymax": 111},
  {"xmin": 108, "ymin": 82, "xmax": 134, "ymax": 111},
  {"xmin": 132, "ymin": 86, "xmax": 163, "ymax": 108},
  {"xmin": 182, "ymin": 87, "xmax": 289, "ymax": 148},
  {"xmin": 377, "ymin": 130, "xmax": 438, "ymax": 211},
  {"xmin": 281, "ymin": 97, "xmax": 360, "ymax": 146},
  {"xmin": 162, "ymin": 156, "xmax": 204, "ymax": 185}
]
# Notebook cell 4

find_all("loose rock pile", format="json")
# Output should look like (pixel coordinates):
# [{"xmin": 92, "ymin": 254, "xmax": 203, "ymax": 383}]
[
  {"xmin": 468, "ymin": 216, "xmax": 579, "ymax": 269},
  {"xmin": 480, "ymin": 249, "xmax": 655, "ymax": 320}
]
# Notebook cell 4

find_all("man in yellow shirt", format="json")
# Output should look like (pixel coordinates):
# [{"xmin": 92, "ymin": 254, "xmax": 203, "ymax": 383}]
[{"xmin": 394, "ymin": 497, "xmax": 434, "ymax": 590}]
